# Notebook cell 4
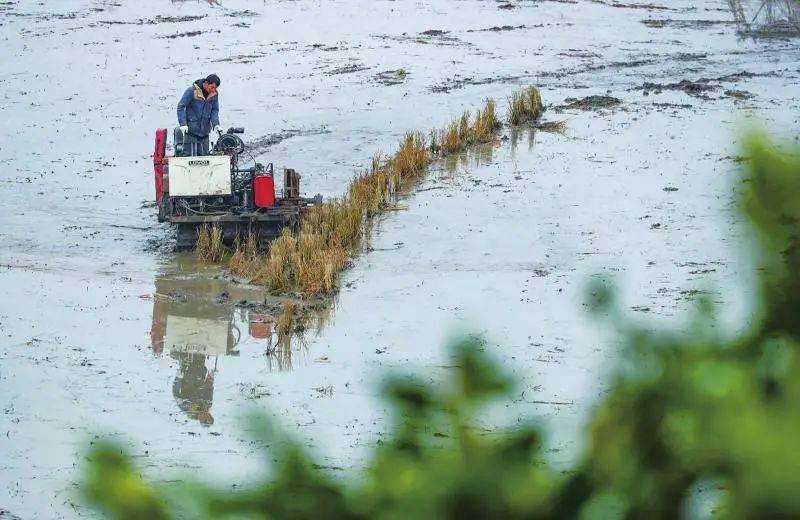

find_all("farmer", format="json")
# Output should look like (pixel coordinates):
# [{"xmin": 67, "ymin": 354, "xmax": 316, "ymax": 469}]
[{"xmin": 176, "ymin": 74, "xmax": 221, "ymax": 156}]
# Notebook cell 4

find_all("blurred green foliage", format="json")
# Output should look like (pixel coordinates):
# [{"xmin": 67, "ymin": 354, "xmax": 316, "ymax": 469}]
[{"xmin": 82, "ymin": 136, "xmax": 800, "ymax": 518}]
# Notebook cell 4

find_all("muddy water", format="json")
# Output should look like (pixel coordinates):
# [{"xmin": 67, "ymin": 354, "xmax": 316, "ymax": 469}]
[{"xmin": 1, "ymin": 0, "xmax": 799, "ymax": 517}]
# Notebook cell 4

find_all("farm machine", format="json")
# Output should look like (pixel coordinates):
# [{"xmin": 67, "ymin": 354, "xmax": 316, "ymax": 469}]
[{"xmin": 152, "ymin": 127, "xmax": 321, "ymax": 249}]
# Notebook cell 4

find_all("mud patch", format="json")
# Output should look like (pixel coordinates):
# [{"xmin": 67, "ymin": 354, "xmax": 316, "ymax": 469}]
[
  {"xmin": 246, "ymin": 128, "xmax": 331, "ymax": 155},
  {"xmin": 467, "ymin": 24, "xmax": 531, "ymax": 33},
  {"xmin": 555, "ymin": 95, "xmax": 622, "ymax": 111},
  {"xmin": 430, "ymin": 73, "xmax": 524, "ymax": 93},
  {"xmin": 309, "ymin": 43, "xmax": 342, "ymax": 52},
  {"xmin": 636, "ymin": 70, "xmax": 776, "ymax": 97},
  {"xmin": 674, "ymin": 52, "xmax": 708, "ymax": 61},
  {"xmin": 213, "ymin": 53, "xmax": 268, "ymax": 64},
  {"xmin": 239, "ymin": 383, "xmax": 272, "ymax": 400},
  {"xmin": 95, "ymin": 15, "xmax": 207, "ymax": 26},
  {"xmin": 642, "ymin": 19, "xmax": 736, "ymax": 29},
  {"xmin": 558, "ymin": 50, "xmax": 603, "ymax": 59},
  {"xmin": 679, "ymin": 289, "xmax": 710, "ymax": 301},
  {"xmin": 223, "ymin": 10, "xmax": 259, "ymax": 18},
  {"xmin": 540, "ymin": 58, "xmax": 656, "ymax": 80},
  {"xmin": 325, "ymin": 63, "xmax": 370, "ymax": 76},
  {"xmin": 374, "ymin": 31, "xmax": 470, "ymax": 47},
  {"xmin": 6, "ymin": 9, "xmax": 90, "ymax": 22},
  {"xmin": 640, "ymin": 79, "xmax": 715, "ymax": 96},
  {"xmin": 724, "ymin": 89, "xmax": 754, "ymax": 100},
  {"xmin": 652, "ymin": 102, "xmax": 694, "ymax": 109},
  {"xmin": 591, "ymin": 0, "xmax": 675, "ymax": 10},
  {"xmin": 143, "ymin": 229, "xmax": 177, "ymax": 255},
  {"xmin": 416, "ymin": 29, "xmax": 468, "ymax": 45},
  {"xmin": 154, "ymin": 15, "xmax": 207, "ymax": 23},
  {"xmin": 159, "ymin": 30, "xmax": 219, "ymax": 40},
  {"xmin": 374, "ymin": 69, "xmax": 410, "ymax": 86}
]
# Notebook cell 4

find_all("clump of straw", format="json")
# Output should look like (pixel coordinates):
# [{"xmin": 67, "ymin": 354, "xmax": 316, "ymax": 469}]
[
  {"xmin": 507, "ymin": 86, "xmax": 543, "ymax": 125},
  {"xmin": 196, "ymin": 224, "xmax": 225, "ymax": 263}
]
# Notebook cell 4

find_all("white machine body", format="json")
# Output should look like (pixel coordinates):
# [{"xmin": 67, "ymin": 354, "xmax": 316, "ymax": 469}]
[
  {"xmin": 165, "ymin": 315, "xmax": 232, "ymax": 356},
  {"xmin": 168, "ymin": 155, "xmax": 232, "ymax": 197}
]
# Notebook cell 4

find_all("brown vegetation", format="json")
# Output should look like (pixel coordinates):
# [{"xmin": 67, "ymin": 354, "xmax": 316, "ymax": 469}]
[
  {"xmin": 507, "ymin": 86, "xmax": 543, "ymax": 126},
  {"xmin": 228, "ymin": 232, "xmax": 258, "ymax": 279},
  {"xmin": 228, "ymin": 132, "xmax": 430, "ymax": 296},
  {"xmin": 195, "ymin": 224, "xmax": 225, "ymax": 263},
  {"xmin": 259, "ymin": 229, "xmax": 297, "ymax": 293},
  {"xmin": 431, "ymin": 99, "xmax": 501, "ymax": 155}
]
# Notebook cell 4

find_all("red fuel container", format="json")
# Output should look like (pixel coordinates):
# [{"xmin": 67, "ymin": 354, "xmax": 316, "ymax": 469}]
[{"xmin": 253, "ymin": 174, "xmax": 275, "ymax": 207}]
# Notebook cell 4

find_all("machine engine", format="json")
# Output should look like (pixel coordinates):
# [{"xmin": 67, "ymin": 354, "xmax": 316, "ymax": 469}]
[{"xmin": 152, "ymin": 127, "xmax": 319, "ymax": 249}]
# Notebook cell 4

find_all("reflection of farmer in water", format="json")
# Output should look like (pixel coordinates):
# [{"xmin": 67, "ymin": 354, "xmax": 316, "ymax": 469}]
[
  {"xmin": 150, "ymin": 274, "xmax": 238, "ymax": 427},
  {"xmin": 171, "ymin": 351, "xmax": 215, "ymax": 426}
]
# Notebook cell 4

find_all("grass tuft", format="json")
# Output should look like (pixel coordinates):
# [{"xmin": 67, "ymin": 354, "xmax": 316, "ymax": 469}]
[
  {"xmin": 229, "ymin": 233, "xmax": 259, "ymax": 280},
  {"xmin": 293, "ymin": 232, "xmax": 348, "ymax": 295},
  {"xmin": 258, "ymin": 229, "xmax": 297, "ymax": 293},
  {"xmin": 440, "ymin": 120, "xmax": 462, "ymax": 155},
  {"xmin": 432, "ymin": 101, "xmax": 501, "ymax": 156},
  {"xmin": 196, "ymin": 224, "xmax": 225, "ymax": 263},
  {"xmin": 507, "ymin": 86, "xmax": 543, "ymax": 126},
  {"xmin": 392, "ymin": 132, "xmax": 429, "ymax": 182}
]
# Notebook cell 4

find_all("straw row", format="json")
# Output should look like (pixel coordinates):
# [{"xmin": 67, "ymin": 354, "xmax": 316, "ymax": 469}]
[{"xmin": 216, "ymin": 86, "xmax": 545, "ymax": 296}]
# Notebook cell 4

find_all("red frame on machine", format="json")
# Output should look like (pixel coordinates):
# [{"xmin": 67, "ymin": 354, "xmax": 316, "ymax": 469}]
[{"xmin": 153, "ymin": 128, "xmax": 168, "ymax": 202}]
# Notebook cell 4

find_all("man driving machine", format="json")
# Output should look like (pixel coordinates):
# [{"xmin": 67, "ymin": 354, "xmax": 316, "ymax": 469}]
[{"xmin": 176, "ymin": 74, "xmax": 221, "ymax": 156}]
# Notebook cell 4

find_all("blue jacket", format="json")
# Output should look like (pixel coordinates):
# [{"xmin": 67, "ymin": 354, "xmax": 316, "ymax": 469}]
[{"xmin": 177, "ymin": 79, "xmax": 219, "ymax": 138}]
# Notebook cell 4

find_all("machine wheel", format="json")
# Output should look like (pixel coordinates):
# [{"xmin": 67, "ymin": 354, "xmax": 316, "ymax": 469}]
[
  {"xmin": 176, "ymin": 224, "xmax": 198, "ymax": 250},
  {"xmin": 157, "ymin": 196, "xmax": 170, "ymax": 223}
]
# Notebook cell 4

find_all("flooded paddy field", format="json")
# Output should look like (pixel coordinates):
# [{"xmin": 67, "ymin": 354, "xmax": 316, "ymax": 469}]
[{"xmin": 1, "ymin": 0, "xmax": 799, "ymax": 517}]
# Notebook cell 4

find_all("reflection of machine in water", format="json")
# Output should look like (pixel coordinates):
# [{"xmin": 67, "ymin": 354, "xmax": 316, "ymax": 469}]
[
  {"xmin": 150, "ymin": 261, "xmax": 244, "ymax": 426},
  {"xmin": 149, "ymin": 257, "xmax": 320, "ymax": 424},
  {"xmin": 166, "ymin": 311, "xmax": 242, "ymax": 426}
]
